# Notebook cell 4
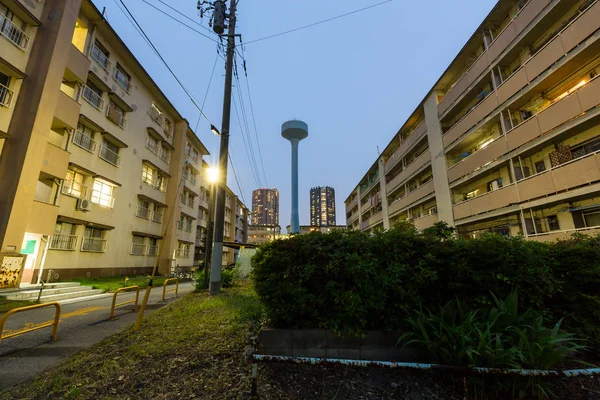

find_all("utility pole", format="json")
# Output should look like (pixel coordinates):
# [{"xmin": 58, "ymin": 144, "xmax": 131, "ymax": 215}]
[
  {"xmin": 209, "ymin": 0, "xmax": 237, "ymax": 295},
  {"xmin": 202, "ymin": 181, "xmax": 216, "ymax": 289}
]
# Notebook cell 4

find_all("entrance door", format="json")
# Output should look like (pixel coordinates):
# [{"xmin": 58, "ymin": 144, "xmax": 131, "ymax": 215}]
[{"xmin": 20, "ymin": 233, "xmax": 42, "ymax": 284}]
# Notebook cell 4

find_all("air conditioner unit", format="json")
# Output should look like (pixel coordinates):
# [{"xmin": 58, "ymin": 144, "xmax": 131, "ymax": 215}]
[{"xmin": 76, "ymin": 198, "xmax": 91, "ymax": 211}]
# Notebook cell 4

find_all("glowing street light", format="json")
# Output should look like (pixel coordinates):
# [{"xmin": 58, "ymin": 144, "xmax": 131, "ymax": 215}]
[{"xmin": 206, "ymin": 166, "xmax": 219, "ymax": 183}]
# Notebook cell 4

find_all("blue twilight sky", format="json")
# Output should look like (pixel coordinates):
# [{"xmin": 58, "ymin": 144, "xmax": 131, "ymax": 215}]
[{"xmin": 92, "ymin": 0, "xmax": 496, "ymax": 226}]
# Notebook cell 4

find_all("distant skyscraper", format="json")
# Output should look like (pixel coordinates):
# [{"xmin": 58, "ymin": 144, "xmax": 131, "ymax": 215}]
[
  {"xmin": 252, "ymin": 189, "xmax": 279, "ymax": 226},
  {"xmin": 310, "ymin": 186, "xmax": 336, "ymax": 226}
]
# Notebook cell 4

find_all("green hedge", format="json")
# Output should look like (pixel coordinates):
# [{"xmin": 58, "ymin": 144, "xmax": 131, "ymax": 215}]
[{"xmin": 251, "ymin": 224, "xmax": 600, "ymax": 344}]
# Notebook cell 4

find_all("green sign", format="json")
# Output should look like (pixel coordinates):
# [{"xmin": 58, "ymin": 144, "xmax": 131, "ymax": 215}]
[{"xmin": 20, "ymin": 240, "xmax": 36, "ymax": 255}]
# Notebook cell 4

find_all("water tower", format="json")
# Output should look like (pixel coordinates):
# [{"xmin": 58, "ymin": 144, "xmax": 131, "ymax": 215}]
[{"xmin": 282, "ymin": 120, "xmax": 308, "ymax": 234}]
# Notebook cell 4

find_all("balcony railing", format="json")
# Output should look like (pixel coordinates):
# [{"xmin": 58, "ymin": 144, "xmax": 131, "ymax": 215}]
[
  {"xmin": 184, "ymin": 174, "xmax": 196, "ymax": 186},
  {"xmin": 81, "ymin": 237, "xmax": 107, "ymax": 252},
  {"xmin": 152, "ymin": 211, "xmax": 163, "ymax": 223},
  {"xmin": 99, "ymin": 144, "xmax": 120, "ymax": 166},
  {"xmin": 147, "ymin": 245, "xmax": 158, "ymax": 256},
  {"xmin": 160, "ymin": 148, "xmax": 170, "ymax": 163},
  {"xmin": 49, "ymin": 235, "xmax": 78, "ymax": 251},
  {"xmin": 177, "ymin": 220, "xmax": 184, "ymax": 230},
  {"xmin": 72, "ymin": 130, "xmax": 97, "ymax": 152},
  {"xmin": 149, "ymin": 107, "xmax": 164, "ymax": 126},
  {"xmin": 61, "ymin": 180, "xmax": 88, "ymax": 199},
  {"xmin": 82, "ymin": 86, "xmax": 104, "ymax": 111},
  {"xmin": 90, "ymin": 45, "xmax": 112, "ymax": 72},
  {"xmin": 0, "ymin": 12, "xmax": 29, "ymax": 50},
  {"xmin": 175, "ymin": 249, "xmax": 190, "ymax": 258},
  {"xmin": 146, "ymin": 137, "xmax": 159, "ymax": 155},
  {"xmin": 106, "ymin": 104, "xmax": 127, "ymax": 128},
  {"xmin": 130, "ymin": 243, "xmax": 146, "ymax": 256},
  {"xmin": 0, "ymin": 82, "xmax": 13, "ymax": 108},
  {"xmin": 136, "ymin": 205, "xmax": 151, "ymax": 220}
]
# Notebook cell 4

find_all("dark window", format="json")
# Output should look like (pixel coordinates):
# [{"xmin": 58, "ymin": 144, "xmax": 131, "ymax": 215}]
[{"xmin": 535, "ymin": 160, "xmax": 546, "ymax": 173}]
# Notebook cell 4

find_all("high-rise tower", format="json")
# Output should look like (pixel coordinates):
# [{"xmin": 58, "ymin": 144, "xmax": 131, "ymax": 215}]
[
  {"xmin": 310, "ymin": 186, "xmax": 336, "ymax": 226},
  {"xmin": 281, "ymin": 120, "xmax": 308, "ymax": 234},
  {"xmin": 252, "ymin": 188, "xmax": 279, "ymax": 226}
]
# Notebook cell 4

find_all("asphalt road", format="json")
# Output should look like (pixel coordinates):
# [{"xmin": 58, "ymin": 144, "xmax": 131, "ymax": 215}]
[{"xmin": 0, "ymin": 282, "xmax": 195, "ymax": 390}]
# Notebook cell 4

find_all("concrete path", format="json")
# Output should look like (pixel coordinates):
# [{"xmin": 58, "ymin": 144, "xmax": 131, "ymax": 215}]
[{"xmin": 0, "ymin": 282, "xmax": 195, "ymax": 390}]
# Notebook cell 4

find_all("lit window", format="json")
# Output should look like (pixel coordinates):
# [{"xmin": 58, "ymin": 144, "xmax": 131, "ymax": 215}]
[
  {"xmin": 149, "ymin": 102, "xmax": 163, "ymax": 125},
  {"xmin": 91, "ymin": 179, "xmax": 115, "ymax": 208},
  {"xmin": 63, "ymin": 169, "xmax": 85, "ymax": 198},
  {"xmin": 142, "ymin": 164, "xmax": 155, "ymax": 185},
  {"xmin": 114, "ymin": 63, "xmax": 131, "ymax": 92},
  {"xmin": 155, "ymin": 174, "xmax": 167, "ymax": 192}
]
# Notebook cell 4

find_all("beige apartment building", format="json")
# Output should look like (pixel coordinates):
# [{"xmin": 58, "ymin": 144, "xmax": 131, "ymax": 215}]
[
  {"xmin": 195, "ymin": 160, "xmax": 250, "ymax": 266},
  {"xmin": 346, "ymin": 0, "xmax": 600, "ymax": 242},
  {"xmin": 0, "ymin": 0, "xmax": 222, "ymax": 284},
  {"xmin": 247, "ymin": 225, "xmax": 281, "ymax": 245}
]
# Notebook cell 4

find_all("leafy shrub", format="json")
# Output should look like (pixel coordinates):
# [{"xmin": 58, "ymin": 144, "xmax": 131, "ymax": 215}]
[
  {"xmin": 195, "ymin": 267, "xmax": 239, "ymax": 291},
  {"xmin": 251, "ymin": 223, "xmax": 600, "ymax": 347}
]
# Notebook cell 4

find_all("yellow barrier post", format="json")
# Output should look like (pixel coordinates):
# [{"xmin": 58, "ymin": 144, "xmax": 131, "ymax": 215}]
[
  {"xmin": 0, "ymin": 302, "xmax": 61, "ymax": 342},
  {"xmin": 110, "ymin": 286, "xmax": 140, "ymax": 320},
  {"xmin": 162, "ymin": 278, "xmax": 179, "ymax": 301}
]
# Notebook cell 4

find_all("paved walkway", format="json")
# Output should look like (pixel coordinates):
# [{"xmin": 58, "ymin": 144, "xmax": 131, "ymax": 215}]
[{"xmin": 0, "ymin": 282, "xmax": 195, "ymax": 389}]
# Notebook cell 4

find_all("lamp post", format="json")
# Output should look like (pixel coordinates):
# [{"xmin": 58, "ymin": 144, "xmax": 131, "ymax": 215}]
[{"xmin": 203, "ymin": 166, "xmax": 219, "ymax": 289}]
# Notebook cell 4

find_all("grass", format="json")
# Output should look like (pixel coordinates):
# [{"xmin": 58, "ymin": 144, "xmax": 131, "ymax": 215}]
[
  {"xmin": 0, "ymin": 298, "xmax": 37, "ymax": 313},
  {"xmin": 1, "ymin": 282, "xmax": 264, "ymax": 400},
  {"xmin": 72, "ymin": 275, "xmax": 169, "ymax": 293}
]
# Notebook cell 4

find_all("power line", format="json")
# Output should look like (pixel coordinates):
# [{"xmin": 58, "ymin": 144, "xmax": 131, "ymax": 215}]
[
  {"xmin": 244, "ymin": 0, "xmax": 393, "ymax": 45},
  {"xmin": 116, "ymin": 0, "xmax": 217, "ymax": 130},
  {"xmin": 155, "ymin": 0, "xmax": 215, "ymax": 36},
  {"xmin": 232, "ymin": 90, "xmax": 262, "ymax": 188},
  {"xmin": 194, "ymin": 52, "xmax": 221, "ymax": 133},
  {"xmin": 228, "ymin": 152, "xmax": 247, "ymax": 206}
]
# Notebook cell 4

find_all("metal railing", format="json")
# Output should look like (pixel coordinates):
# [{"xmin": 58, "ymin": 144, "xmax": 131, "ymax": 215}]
[
  {"xmin": 130, "ymin": 243, "xmax": 146, "ymax": 256},
  {"xmin": 149, "ymin": 107, "xmax": 163, "ymax": 126},
  {"xmin": 90, "ymin": 44, "xmax": 112, "ymax": 72},
  {"xmin": 81, "ymin": 237, "xmax": 107, "ymax": 252},
  {"xmin": 152, "ymin": 211, "xmax": 163, "ymax": 223},
  {"xmin": 82, "ymin": 85, "xmax": 104, "ymax": 111},
  {"xmin": 61, "ymin": 180, "xmax": 87, "ymax": 198},
  {"xmin": 136, "ymin": 205, "xmax": 151, "ymax": 220},
  {"xmin": 147, "ymin": 245, "xmax": 158, "ymax": 256},
  {"xmin": 175, "ymin": 249, "xmax": 190, "ymax": 258},
  {"xmin": 0, "ymin": 303, "xmax": 61, "ymax": 342},
  {"xmin": 0, "ymin": 12, "xmax": 29, "ymax": 50},
  {"xmin": 110, "ymin": 286, "xmax": 139, "ymax": 319},
  {"xmin": 162, "ymin": 278, "xmax": 179, "ymax": 301},
  {"xmin": 146, "ymin": 137, "xmax": 159, "ymax": 155},
  {"xmin": 72, "ymin": 130, "xmax": 97, "ymax": 152},
  {"xmin": 99, "ymin": 144, "xmax": 120, "ymax": 166},
  {"xmin": 49, "ymin": 235, "xmax": 78, "ymax": 251},
  {"xmin": 160, "ymin": 148, "xmax": 170, "ymax": 163},
  {"xmin": 0, "ymin": 82, "xmax": 13, "ymax": 108}
]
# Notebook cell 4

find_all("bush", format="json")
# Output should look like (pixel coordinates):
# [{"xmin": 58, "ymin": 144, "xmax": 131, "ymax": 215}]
[
  {"xmin": 195, "ymin": 266, "xmax": 239, "ymax": 291},
  {"xmin": 251, "ymin": 223, "xmax": 600, "ymax": 346}
]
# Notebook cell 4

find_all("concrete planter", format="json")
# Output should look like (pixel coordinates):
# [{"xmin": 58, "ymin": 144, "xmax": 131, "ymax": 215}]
[{"xmin": 258, "ymin": 328, "xmax": 422, "ymax": 361}]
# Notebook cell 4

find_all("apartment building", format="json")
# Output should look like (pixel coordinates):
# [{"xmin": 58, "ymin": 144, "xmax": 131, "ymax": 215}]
[
  {"xmin": 247, "ymin": 225, "xmax": 281, "ymax": 245},
  {"xmin": 286, "ymin": 225, "xmax": 346, "ymax": 235},
  {"xmin": 346, "ymin": 0, "xmax": 600, "ymax": 242},
  {"xmin": 194, "ymin": 161, "xmax": 250, "ymax": 266},
  {"xmin": 251, "ymin": 188, "xmax": 279, "ymax": 226},
  {"xmin": 310, "ymin": 186, "xmax": 336, "ymax": 226},
  {"xmin": 0, "ymin": 0, "xmax": 213, "ymax": 284}
]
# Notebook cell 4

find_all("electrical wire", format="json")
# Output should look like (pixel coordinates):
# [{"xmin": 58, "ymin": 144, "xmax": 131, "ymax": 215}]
[
  {"xmin": 232, "ymin": 91, "xmax": 262, "ymax": 188},
  {"xmin": 194, "ymin": 52, "xmax": 221, "ymax": 133},
  {"xmin": 228, "ymin": 152, "xmax": 247, "ymax": 205},
  {"xmin": 116, "ymin": 0, "xmax": 217, "ymax": 130},
  {"xmin": 244, "ymin": 0, "xmax": 393, "ymax": 45},
  {"xmin": 155, "ymin": 0, "xmax": 215, "ymax": 36}
]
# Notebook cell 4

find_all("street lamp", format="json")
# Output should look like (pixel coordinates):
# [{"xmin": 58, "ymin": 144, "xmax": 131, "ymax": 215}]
[{"xmin": 203, "ymin": 165, "xmax": 219, "ymax": 289}]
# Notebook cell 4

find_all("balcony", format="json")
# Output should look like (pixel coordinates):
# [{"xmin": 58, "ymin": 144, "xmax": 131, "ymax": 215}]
[
  {"xmin": 99, "ymin": 144, "xmax": 120, "ymax": 166},
  {"xmin": 346, "ymin": 195, "xmax": 359, "ymax": 213},
  {"xmin": 26, "ymin": 201, "xmax": 59, "ymax": 235},
  {"xmin": 81, "ymin": 85, "xmax": 104, "ymax": 111},
  {"xmin": 447, "ymin": 137, "xmax": 509, "ymax": 183},
  {"xmin": 0, "ymin": 11, "xmax": 29, "ymax": 51},
  {"xmin": 146, "ymin": 137, "xmax": 159, "ymax": 155},
  {"xmin": 41, "ymin": 143, "xmax": 69, "ymax": 179},
  {"xmin": 136, "ymin": 205, "xmax": 151, "ymax": 220},
  {"xmin": 130, "ymin": 243, "xmax": 146, "ymax": 256},
  {"xmin": 81, "ymin": 238, "xmax": 107, "ymax": 253},
  {"xmin": 405, "ymin": 180, "xmax": 435, "ymax": 207},
  {"xmin": 90, "ymin": 44, "xmax": 112, "ymax": 73},
  {"xmin": 443, "ymin": 92, "xmax": 499, "ymax": 148},
  {"xmin": 414, "ymin": 213, "xmax": 439, "ymax": 231},
  {"xmin": 72, "ymin": 130, "xmax": 97, "ymax": 152},
  {"xmin": 517, "ymin": 151, "xmax": 600, "ymax": 202},
  {"xmin": 106, "ymin": 103, "xmax": 127, "ymax": 128},
  {"xmin": 384, "ymin": 122, "xmax": 427, "ymax": 173},
  {"xmin": 371, "ymin": 211, "xmax": 384, "ymax": 226},
  {"xmin": 528, "ymin": 226, "xmax": 600, "ymax": 242},
  {"xmin": 0, "ymin": 82, "xmax": 13, "ymax": 108},
  {"xmin": 388, "ymin": 196, "xmax": 407, "ymax": 216},
  {"xmin": 437, "ymin": 0, "xmax": 552, "ymax": 116},
  {"xmin": 53, "ymin": 91, "xmax": 80, "ymax": 130},
  {"xmin": 49, "ymin": 235, "xmax": 78, "ymax": 251},
  {"xmin": 387, "ymin": 151, "xmax": 431, "ymax": 193},
  {"xmin": 453, "ymin": 184, "xmax": 519, "ymax": 220},
  {"xmin": 160, "ymin": 148, "xmax": 170, "ymax": 163},
  {"xmin": 65, "ymin": 45, "xmax": 91, "ymax": 83},
  {"xmin": 175, "ymin": 249, "xmax": 191, "ymax": 258}
]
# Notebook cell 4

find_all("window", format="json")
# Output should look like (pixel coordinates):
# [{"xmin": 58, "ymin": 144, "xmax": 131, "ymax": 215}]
[
  {"xmin": 155, "ymin": 174, "xmax": 167, "ymax": 192},
  {"xmin": 147, "ymin": 238, "xmax": 158, "ymax": 256},
  {"xmin": 146, "ymin": 135, "xmax": 159, "ymax": 154},
  {"xmin": 544, "ymin": 215, "xmax": 560, "ymax": 232},
  {"xmin": 73, "ymin": 123, "xmax": 96, "ymax": 152},
  {"xmin": 63, "ymin": 169, "xmax": 86, "ymax": 198},
  {"xmin": 178, "ymin": 242, "xmax": 190, "ymax": 258},
  {"xmin": 186, "ymin": 218, "xmax": 193, "ymax": 232},
  {"xmin": 114, "ymin": 64, "xmax": 131, "ymax": 92},
  {"xmin": 131, "ymin": 235, "xmax": 145, "ymax": 255},
  {"xmin": 160, "ymin": 145, "xmax": 170, "ymax": 163},
  {"xmin": 91, "ymin": 179, "xmax": 115, "ymax": 208},
  {"xmin": 82, "ymin": 81, "xmax": 104, "ymax": 110},
  {"xmin": 82, "ymin": 227, "xmax": 106, "ymax": 252},
  {"xmin": 50, "ymin": 222, "xmax": 77, "ymax": 250},
  {"xmin": 142, "ymin": 164, "xmax": 155, "ymax": 185},
  {"xmin": 0, "ymin": 71, "xmax": 12, "ymax": 107},
  {"xmin": 99, "ymin": 139, "xmax": 120, "ymax": 166},
  {"xmin": 152, "ymin": 206, "xmax": 163, "ymax": 223},
  {"xmin": 136, "ymin": 199, "xmax": 151, "ymax": 219},
  {"xmin": 584, "ymin": 211, "xmax": 600, "ymax": 228},
  {"xmin": 164, "ymin": 118, "xmax": 173, "ymax": 136},
  {"xmin": 107, "ymin": 101, "xmax": 126, "ymax": 128},
  {"xmin": 0, "ymin": 7, "xmax": 28, "ymax": 50},
  {"xmin": 535, "ymin": 160, "xmax": 546, "ymax": 174},
  {"xmin": 149, "ymin": 102, "xmax": 163, "ymax": 125},
  {"xmin": 91, "ymin": 40, "xmax": 110, "ymax": 71}
]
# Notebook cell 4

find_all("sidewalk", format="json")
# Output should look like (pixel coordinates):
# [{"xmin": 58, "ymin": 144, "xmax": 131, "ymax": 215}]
[{"xmin": 0, "ymin": 282, "xmax": 195, "ymax": 389}]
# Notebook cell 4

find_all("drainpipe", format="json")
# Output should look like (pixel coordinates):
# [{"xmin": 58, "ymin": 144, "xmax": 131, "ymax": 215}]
[
  {"xmin": 530, "ymin": 208, "xmax": 538, "ymax": 235},
  {"xmin": 36, "ymin": 236, "xmax": 50, "ymax": 285},
  {"xmin": 520, "ymin": 209, "xmax": 529, "ymax": 238}
]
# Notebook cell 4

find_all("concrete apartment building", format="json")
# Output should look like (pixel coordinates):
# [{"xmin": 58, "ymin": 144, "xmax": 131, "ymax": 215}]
[
  {"xmin": 195, "ymin": 161, "xmax": 250, "ymax": 266},
  {"xmin": 286, "ymin": 225, "xmax": 346, "ymax": 235},
  {"xmin": 346, "ymin": 0, "xmax": 600, "ymax": 241},
  {"xmin": 251, "ymin": 188, "xmax": 279, "ymax": 226},
  {"xmin": 310, "ymin": 186, "xmax": 336, "ymax": 226},
  {"xmin": 247, "ymin": 225, "xmax": 281, "ymax": 245},
  {"xmin": 0, "ymin": 0, "xmax": 225, "ymax": 284}
]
